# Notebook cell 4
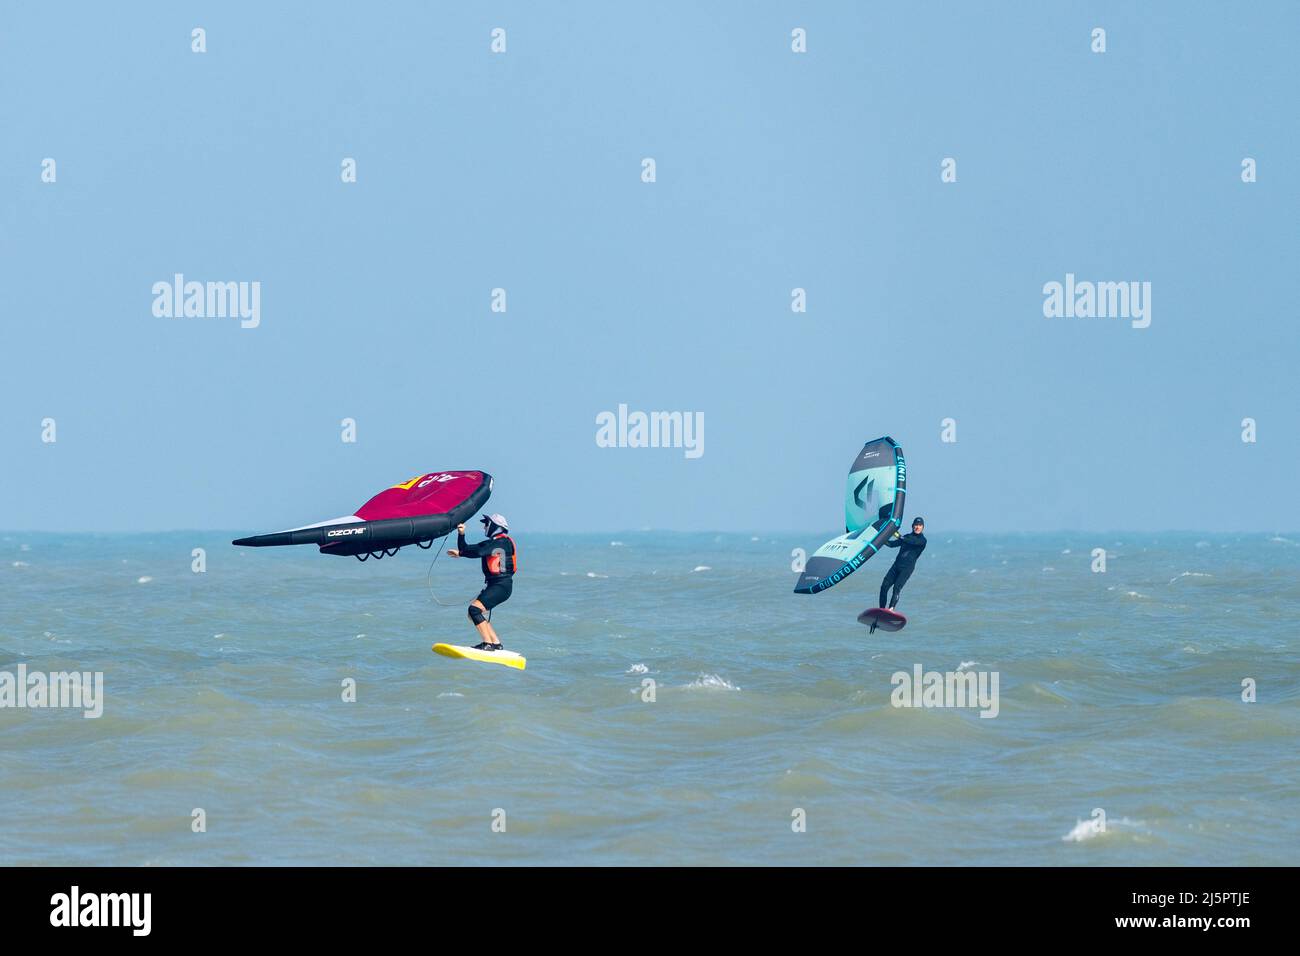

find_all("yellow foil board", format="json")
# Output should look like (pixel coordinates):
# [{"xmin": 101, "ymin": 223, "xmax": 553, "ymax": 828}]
[{"xmin": 432, "ymin": 643, "xmax": 526, "ymax": 670}]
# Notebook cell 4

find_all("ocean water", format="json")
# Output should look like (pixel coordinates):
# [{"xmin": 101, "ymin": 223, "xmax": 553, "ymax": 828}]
[{"xmin": 1, "ymin": 531, "xmax": 1297, "ymax": 866}]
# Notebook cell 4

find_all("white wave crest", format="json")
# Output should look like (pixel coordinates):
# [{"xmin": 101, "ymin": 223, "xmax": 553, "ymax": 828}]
[
  {"xmin": 1062, "ymin": 815, "xmax": 1143, "ymax": 843},
  {"xmin": 1062, "ymin": 817, "xmax": 1107, "ymax": 842},
  {"xmin": 685, "ymin": 673, "xmax": 740, "ymax": 692}
]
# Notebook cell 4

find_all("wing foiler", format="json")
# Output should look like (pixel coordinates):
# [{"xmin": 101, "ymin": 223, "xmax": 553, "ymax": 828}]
[
  {"xmin": 793, "ymin": 437, "xmax": 906, "ymax": 594},
  {"xmin": 233, "ymin": 470, "xmax": 492, "ymax": 561}
]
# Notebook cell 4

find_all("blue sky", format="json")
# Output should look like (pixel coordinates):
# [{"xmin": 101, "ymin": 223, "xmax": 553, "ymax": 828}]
[{"xmin": 2, "ymin": 2, "xmax": 1296, "ymax": 533}]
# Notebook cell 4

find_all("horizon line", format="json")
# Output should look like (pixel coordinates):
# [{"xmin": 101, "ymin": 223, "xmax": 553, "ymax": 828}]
[{"xmin": 1, "ymin": 528, "xmax": 1294, "ymax": 537}]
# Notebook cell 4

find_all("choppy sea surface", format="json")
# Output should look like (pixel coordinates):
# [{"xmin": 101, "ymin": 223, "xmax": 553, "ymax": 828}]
[{"xmin": 1, "ymin": 531, "xmax": 1297, "ymax": 866}]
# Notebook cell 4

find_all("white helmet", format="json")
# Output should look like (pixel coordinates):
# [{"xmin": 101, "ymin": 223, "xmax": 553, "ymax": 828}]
[{"xmin": 480, "ymin": 513, "xmax": 509, "ymax": 534}]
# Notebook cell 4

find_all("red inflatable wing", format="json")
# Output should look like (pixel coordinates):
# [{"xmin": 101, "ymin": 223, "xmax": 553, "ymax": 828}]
[{"xmin": 233, "ymin": 470, "xmax": 492, "ymax": 560}]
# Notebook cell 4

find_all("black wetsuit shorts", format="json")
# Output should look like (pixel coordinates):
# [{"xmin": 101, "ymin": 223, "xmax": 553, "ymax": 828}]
[{"xmin": 476, "ymin": 578, "xmax": 513, "ymax": 610}]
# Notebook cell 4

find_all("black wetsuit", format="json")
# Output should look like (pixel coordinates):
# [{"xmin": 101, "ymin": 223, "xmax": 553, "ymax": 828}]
[
  {"xmin": 457, "ymin": 531, "xmax": 516, "ymax": 610},
  {"xmin": 879, "ymin": 531, "xmax": 926, "ymax": 608}
]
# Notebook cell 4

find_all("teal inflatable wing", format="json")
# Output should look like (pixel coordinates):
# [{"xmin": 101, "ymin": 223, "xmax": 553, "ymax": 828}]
[{"xmin": 793, "ymin": 436, "xmax": 907, "ymax": 594}]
